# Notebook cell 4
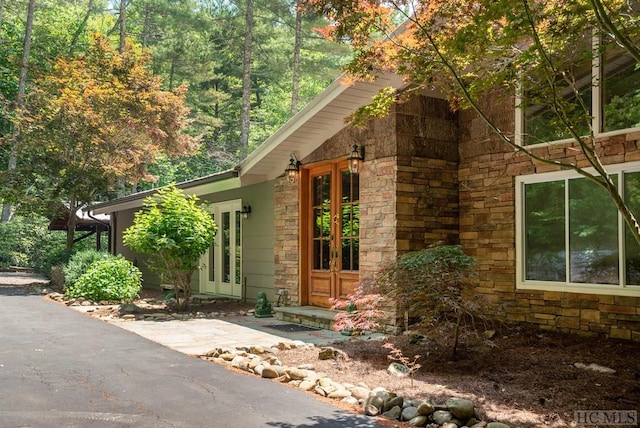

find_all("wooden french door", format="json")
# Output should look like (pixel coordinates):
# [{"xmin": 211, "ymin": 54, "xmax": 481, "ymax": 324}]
[{"xmin": 306, "ymin": 161, "xmax": 360, "ymax": 307}]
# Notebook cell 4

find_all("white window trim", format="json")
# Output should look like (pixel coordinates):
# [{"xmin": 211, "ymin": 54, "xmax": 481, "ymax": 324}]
[
  {"xmin": 516, "ymin": 161, "xmax": 640, "ymax": 296},
  {"xmin": 514, "ymin": 34, "xmax": 640, "ymax": 147}
]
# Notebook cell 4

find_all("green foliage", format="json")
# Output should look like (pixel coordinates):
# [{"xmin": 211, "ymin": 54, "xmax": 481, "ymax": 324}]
[
  {"xmin": 376, "ymin": 244, "xmax": 479, "ymax": 357},
  {"xmin": 63, "ymin": 249, "xmax": 111, "ymax": 290},
  {"xmin": 123, "ymin": 184, "xmax": 216, "ymax": 310},
  {"xmin": 0, "ymin": 214, "xmax": 72, "ymax": 273},
  {"xmin": 65, "ymin": 256, "xmax": 142, "ymax": 302}
]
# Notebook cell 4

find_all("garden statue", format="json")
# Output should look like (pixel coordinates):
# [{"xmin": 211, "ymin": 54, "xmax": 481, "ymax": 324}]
[{"xmin": 254, "ymin": 291, "xmax": 273, "ymax": 318}]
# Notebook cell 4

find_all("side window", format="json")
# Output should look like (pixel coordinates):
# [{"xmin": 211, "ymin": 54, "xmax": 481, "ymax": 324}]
[
  {"xmin": 602, "ymin": 50, "xmax": 640, "ymax": 132},
  {"xmin": 519, "ymin": 38, "xmax": 640, "ymax": 146},
  {"xmin": 519, "ymin": 168, "xmax": 640, "ymax": 292}
]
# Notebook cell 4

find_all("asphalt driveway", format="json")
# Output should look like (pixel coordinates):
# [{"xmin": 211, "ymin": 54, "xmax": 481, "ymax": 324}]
[{"xmin": 0, "ymin": 278, "xmax": 381, "ymax": 427}]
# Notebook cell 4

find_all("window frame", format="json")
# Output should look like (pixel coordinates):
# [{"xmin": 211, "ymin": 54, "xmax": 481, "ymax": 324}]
[
  {"xmin": 515, "ymin": 35, "xmax": 640, "ymax": 146},
  {"xmin": 515, "ymin": 161, "xmax": 640, "ymax": 297}
]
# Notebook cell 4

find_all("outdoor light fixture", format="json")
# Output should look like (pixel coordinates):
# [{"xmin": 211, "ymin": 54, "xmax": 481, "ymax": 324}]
[
  {"xmin": 348, "ymin": 144, "xmax": 365, "ymax": 174},
  {"xmin": 240, "ymin": 205, "xmax": 252, "ymax": 219},
  {"xmin": 285, "ymin": 153, "xmax": 301, "ymax": 183}
]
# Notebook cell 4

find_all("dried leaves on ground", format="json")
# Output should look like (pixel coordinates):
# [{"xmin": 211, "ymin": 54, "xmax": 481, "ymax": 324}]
[{"xmin": 277, "ymin": 325, "xmax": 640, "ymax": 427}]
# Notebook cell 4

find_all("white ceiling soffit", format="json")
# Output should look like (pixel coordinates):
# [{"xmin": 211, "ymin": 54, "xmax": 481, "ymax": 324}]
[{"xmin": 239, "ymin": 72, "xmax": 408, "ymax": 184}]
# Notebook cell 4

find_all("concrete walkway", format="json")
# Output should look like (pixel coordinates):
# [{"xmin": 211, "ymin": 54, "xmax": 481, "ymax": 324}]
[{"xmin": 70, "ymin": 307, "xmax": 348, "ymax": 355}]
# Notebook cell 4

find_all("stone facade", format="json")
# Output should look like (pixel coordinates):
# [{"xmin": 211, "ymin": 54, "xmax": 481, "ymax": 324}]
[
  {"xmin": 273, "ymin": 177, "xmax": 300, "ymax": 305},
  {"xmin": 458, "ymin": 94, "xmax": 640, "ymax": 341},
  {"xmin": 274, "ymin": 90, "xmax": 640, "ymax": 340}
]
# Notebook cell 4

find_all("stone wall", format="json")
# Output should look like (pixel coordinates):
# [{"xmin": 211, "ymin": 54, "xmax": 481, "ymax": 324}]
[
  {"xmin": 273, "ymin": 177, "xmax": 301, "ymax": 305},
  {"xmin": 458, "ymin": 93, "xmax": 640, "ymax": 341}
]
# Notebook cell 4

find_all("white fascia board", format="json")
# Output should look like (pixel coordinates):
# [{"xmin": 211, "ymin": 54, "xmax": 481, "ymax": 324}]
[
  {"xmin": 90, "ymin": 177, "xmax": 242, "ymax": 215},
  {"xmin": 239, "ymin": 76, "xmax": 352, "ymax": 175}
]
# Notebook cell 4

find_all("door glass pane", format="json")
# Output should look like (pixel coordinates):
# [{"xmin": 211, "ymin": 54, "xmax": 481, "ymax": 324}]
[
  {"xmin": 222, "ymin": 211, "xmax": 230, "ymax": 283},
  {"xmin": 524, "ymin": 181, "xmax": 566, "ymax": 281},
  {"xmin": 624, "ymin": 172, "xmax": 640, "ymax": 285},
  {"xmin": 235, "ymin": 211, "xmax": 241, "ymax": 284},
  {"xmin": 569, "ymin": 177, "xmax": 619, "ymax": 284},
  {"xmin": 312, "ymin": 173, "xmax": 331, "ymax": 271},
  {"xmin": 209, "ymin": 213, "xmax": 215, "ymax": 281},
  {"xmin": 340, "ymin": 170, "xmax": 359, "ymax": 271}
]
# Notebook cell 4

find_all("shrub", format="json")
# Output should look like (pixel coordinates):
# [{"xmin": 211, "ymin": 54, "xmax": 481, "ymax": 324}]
[
  {"xmin": 65, "ymin": 256, "xmax": 142, "ymax": 302},
  {"xmin": 0, "ymin": 214, "xmax": 73, "ymax": 273},
  {"xmin": 376, "ymin": 244, "xmax": 480, "ymax": 357},
  {"xmin": 330, "ymin": 282, "xmax": 385, "ymax": 335},
  {"xmin": 63, "ymin": 249, "xmax": 111, "ymax": 290},
  {"xmin": 123, "ymin": 185, "xmax": 216, "ymax": 310}
]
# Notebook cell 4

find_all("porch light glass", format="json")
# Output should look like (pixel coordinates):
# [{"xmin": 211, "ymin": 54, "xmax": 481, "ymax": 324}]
[
  {"xmin": 285, "ymin": 154, "xmax": 301, "ymax": 183},
  {"xmin": 240, "ymin": 205, "xmax": 252, "ymax": 219},
  {"xmin": 348, "ymin": 144, "xmax": 364, "ymax": 174}
]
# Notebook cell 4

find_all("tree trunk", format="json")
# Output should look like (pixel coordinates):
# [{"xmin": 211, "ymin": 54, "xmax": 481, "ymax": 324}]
[
  {"xmin": 290, "ymin": 0, "xmax": 302, "ymax": 117},
  {"xmin": 0, "ymin": 0, "xmax": 4, "ymax": 41},
  {"xmin": 119, "ymin": 0, "xmax": 126, "ymax": 52},
  {"xmin": 65, "ymin": 202, "xmax": 78, "ymax": 250},
  {"xmin": 69, "ymin": 0, "xmax": 95, "ymax": 55},
  {"xmin": 239, "ymin": 0, "xmax": 253, "ymax": 159},
  {"xmin": 2, "ymin": 0, "xmax": 35, "ymax": 222}
]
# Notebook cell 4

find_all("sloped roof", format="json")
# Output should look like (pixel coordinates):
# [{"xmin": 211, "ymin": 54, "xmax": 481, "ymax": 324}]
[{"xmin": 239, "ymin": 72, "xmax": 407, "ymax": 184}]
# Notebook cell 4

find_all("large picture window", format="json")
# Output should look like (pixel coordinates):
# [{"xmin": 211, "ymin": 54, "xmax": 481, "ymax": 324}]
[
  {"xmin": 517, "ymin": 164, "xmax": 640, "ymax": 295},
  {"xmin": 519, "ymin": 39, "xmax": 640, "ymax": 146}
]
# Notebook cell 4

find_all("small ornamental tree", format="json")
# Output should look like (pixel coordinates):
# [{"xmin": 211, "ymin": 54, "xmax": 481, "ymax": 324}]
[
  {"xmin": 123, "ymin": 185, "xmax": 217, "ymax": 310},
  {"xmin": 376, "ymin": 244, "xmax": 479, "ymax": 358}
]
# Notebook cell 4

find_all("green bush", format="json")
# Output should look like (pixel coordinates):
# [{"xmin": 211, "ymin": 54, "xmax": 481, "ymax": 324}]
[
  {"xmin": 123, "ymin": 184, "xmax": 216, "ymax": 310},
  {"xmin": 376, "ymin": 244, "xmax": 479, "ymax": 357},
  {"xmin": 63, "ymin": 249, "xmax": 111, "ymax": 290},
  {"xmin": 65, "ymin": 256, "xmax": 142, "ymax": 302}
]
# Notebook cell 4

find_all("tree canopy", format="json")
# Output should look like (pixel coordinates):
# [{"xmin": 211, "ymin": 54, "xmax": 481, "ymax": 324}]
[
  {"xmin": 304, "ymin": 0, "xmax": 640, "ymax": 243},
  {"xmin": 9, "ymin": 36, "xmax": 196, "ymax": 247},
  {"xmin": 0, "ymin": 0, "xmax": 349, "ymax": 228}
]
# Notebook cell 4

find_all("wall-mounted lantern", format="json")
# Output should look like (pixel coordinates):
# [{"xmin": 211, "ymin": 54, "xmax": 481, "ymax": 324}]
[
  {"xmin": 240, "ymin": 205, "xmax": 252, "ymax": 219},
  {"xmin": 285, "ymin": 153, "xmax": 301, "ymax": 183},
  {"xmin": 348, "ymin": 144, "xmax": 365, "ymax": 174}
]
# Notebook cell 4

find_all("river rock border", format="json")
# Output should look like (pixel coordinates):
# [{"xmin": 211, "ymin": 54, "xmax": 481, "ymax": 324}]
[{"xmin": 201, "ymin": 344, "xmax": 512, "ymax": 428}]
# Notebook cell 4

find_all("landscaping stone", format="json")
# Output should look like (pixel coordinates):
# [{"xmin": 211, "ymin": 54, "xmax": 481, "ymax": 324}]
[
  {"xmin": 401, "ymin": 406, "xmax": 419, "ymax": 421},
  {"xmin": 487, "ymin": 423, "xmax": 512, "ymax": 428},
  {"xmin": 387, "ymin": 361, "xmax": 411, "ymax": 377},
  {"xmin": 446, "ymin": 397, "xmax": 475, "ymax": 420},
  {"xmin": 432, "ymin": 410, "xmax": 454, "ymax": 425},
  {"xmin": 382, "ymin": 405, "xmax": 402, "ymax": 420},
  {"xmin": 384, "ymin": 396, "xmax": 404, "ymax": 411},
  {"xmin": 417, "ymin": 401, "xmax": 436, "ymax": 416},
  {"xmin": 408, "ymin": 415, "xmax": 428, "ymax": 426},
  {"xmin": 260, "ymin": 366, "xmax": 279, "ymax": 379}
]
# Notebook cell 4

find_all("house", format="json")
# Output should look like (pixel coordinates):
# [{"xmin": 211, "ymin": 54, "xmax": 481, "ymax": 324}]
[{"xmin": 91, "ymin": 52, "xmax": 640, "ymax": 340}]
